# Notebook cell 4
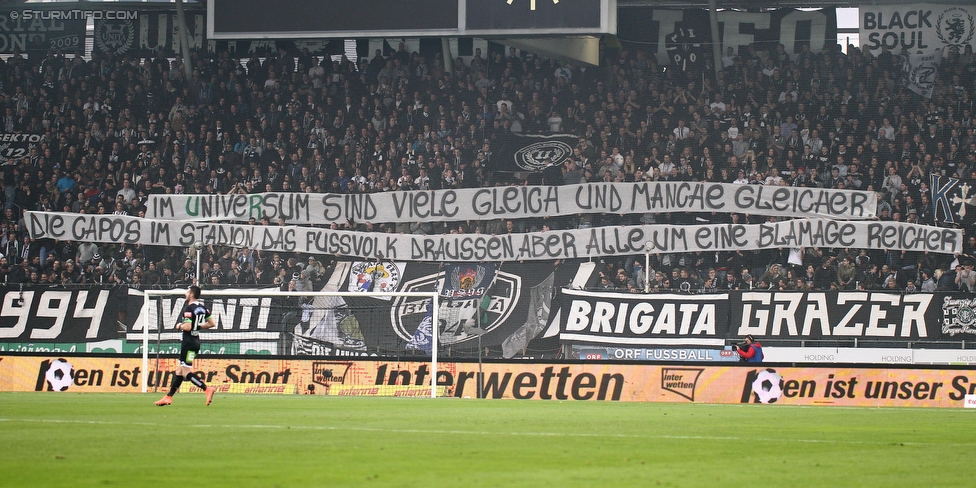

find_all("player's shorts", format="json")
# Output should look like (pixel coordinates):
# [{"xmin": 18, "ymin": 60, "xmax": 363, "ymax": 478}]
[{"xmin": 179, "ymin": 339, "xmax": 201, "ymax": 368}]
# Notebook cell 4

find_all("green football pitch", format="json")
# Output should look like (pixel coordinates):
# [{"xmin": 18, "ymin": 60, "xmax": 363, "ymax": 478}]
[{"xmin": 1, "ymin": 392, "xmax": 974, "ymax": 487}]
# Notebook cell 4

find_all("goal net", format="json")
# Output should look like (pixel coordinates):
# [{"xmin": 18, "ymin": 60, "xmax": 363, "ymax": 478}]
[{"xmin": 138, "ymin": 289, "xmax": 441, "ymax": 397}]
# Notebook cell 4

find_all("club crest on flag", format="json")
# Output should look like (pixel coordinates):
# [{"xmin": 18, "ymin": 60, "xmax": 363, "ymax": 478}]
[
  {"xmin": 495, "ymin": 134, "xmax": 578, "ymax": 172},
  {"xmin": 441, "ymin": 263, "xmax": 496, "ymax": 299},
  {"xmin": 94, "ymin": 20, "xmax": 136, "ymax": 54},
  {"xmin": 936, "ymin": 8, "xmax": 975, "ymax": 49},
  {"xmin": 394, "ymin": 270, "xmax": 520, "ymax": 346},
  {"xmin": 349, "ymin": 261, "xmax": 401, "ymax": 294},
  {"xmin": 901, "ymin": 49, "xmax": 943, "ymax": 98},
  {"xmin": 514, "ymin": 140, "xmax": 574, "ymax": 171},
  {"xmin": 942, "ymin": 296, "xmax": 976, "ymax": 337}
]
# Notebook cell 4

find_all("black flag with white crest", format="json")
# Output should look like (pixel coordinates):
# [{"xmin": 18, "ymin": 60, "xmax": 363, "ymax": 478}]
[
  {"xmin": 931, "ymin": 174, "xmax": 976, "ymax": 227},
  {"xmin": 493, "ymin": 133, "xmax": 578, "ymax": 173}
]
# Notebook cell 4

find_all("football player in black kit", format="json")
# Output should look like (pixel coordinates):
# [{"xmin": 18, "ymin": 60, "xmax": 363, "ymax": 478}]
[{"xmin": 155, "ymin": 285, "xmax": 217, "ymax": 406}]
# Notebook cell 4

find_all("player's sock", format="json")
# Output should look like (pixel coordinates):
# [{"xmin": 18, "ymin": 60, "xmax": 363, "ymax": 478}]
[
  {"xmin": 187, "ymin": 373, "xmax": 207, "ymax": 389},
  {"xmin": 167, "ymin": 376, "xmax": 184, "ymax": 397}
]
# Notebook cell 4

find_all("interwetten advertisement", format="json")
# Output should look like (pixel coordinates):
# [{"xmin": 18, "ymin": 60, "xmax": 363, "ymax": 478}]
[{"xmin": 5, "ymin": 356, "xmax": 976, "ymax": 408}]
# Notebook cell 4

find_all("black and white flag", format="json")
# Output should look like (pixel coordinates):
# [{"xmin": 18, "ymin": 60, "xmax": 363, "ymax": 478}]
[
  {"xmin": 94, "ymin": 12, "xmax": 205, "ymax": 57},
  {"xmin": 0, "ymin": 133, "xmax": 42, "ymax": 161},
  {"xmin": 501, "ymin": 271, "xmax": 555, "ymax": 358},
  {"xmin": 901, "ymin": 48, "xmax": 943, "ymax": 98},
  {"xmin": 493, "ymin": 133, "xmax": 578, "ymax": 173},
  {"xmin": 932, "ymin": 174, "xmax": 976, "ymax": 227}
]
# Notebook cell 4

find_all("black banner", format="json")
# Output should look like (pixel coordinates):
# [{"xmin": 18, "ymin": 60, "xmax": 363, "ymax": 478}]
[
  {"xmin": 618, "ymin": 8, "xmax": 836, "ymax": 65},
  {"xmin": 931, "ymin": 174, "xmax": 976, "ymax": 227},
  {"xmin": 732, "ymin": 291, "xmax": 936, "ymax": 341},
  {"xmin": 554, "ymin": 289, "xmax": 730, "ymax": 346},
  {"xmin": 0, "ymin": 286, "xmax": 121, "ymax": 346},
  {"xmin": 123, "ymin": 289, "xmax": 294, "ymax": 355},
  {"xmin": 664, "ymin": 18, "xmax": 708, "ymax": 72},
  {"xmin": 493, "ymin": 133, "xmax": 579, "ymax": 173},
  {"xmin": 339, "ymin": 260, "xmax": 593, "ymax": 355},
  {"xmin": 93, "ymin": 12, "xmax": 205, "ymax": 57},
  {"xmin": 555, "ymin": 289, "xmax": 965, "ymax": 346},
  {"xmin": 4, "ymin": 283, "xmax": 975, "ymax": 356},
  {"xmin": 0, "ymin": 10, "xmax": 86, "ymax": 54}
]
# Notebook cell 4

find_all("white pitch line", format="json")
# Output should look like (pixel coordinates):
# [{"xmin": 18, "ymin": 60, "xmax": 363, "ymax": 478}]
[
  {"xmin": 1, "ymin": 418, "xmax": 971, "ymax": 447},
  {"xmin": 0, "ymin": 418, "xmax": 160, "ymax": 426}
]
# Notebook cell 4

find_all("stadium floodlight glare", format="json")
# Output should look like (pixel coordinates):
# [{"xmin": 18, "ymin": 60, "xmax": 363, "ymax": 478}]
[{"xmin": 140, "ymin": 289, "xmax": 440, "ymax": 397}]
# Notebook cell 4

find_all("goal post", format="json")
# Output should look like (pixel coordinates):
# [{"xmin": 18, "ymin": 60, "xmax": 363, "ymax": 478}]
[{"xmin": 139, "ymin": 289, "xmax": 440, "ymax": 397}]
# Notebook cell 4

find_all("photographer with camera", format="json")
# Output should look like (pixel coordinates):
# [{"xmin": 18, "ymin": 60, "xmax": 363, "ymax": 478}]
[{"xmin": 734, "ymin": 335, "xmax": 764, "ymax": 363}]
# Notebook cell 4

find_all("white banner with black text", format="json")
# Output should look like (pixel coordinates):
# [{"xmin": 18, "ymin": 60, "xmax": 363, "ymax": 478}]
[
  {"xmin": 145, "ymin": 182, "xmax": 877, "ymax": 225},
  {"xmin": 26, "ymin": 212, "xmax": 962, "ymax": 261}
]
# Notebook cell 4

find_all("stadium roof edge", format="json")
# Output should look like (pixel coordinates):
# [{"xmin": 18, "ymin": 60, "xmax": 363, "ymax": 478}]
[{"xmin": 13, "ymin": 0, "xmax": 975, "ymax": 11}]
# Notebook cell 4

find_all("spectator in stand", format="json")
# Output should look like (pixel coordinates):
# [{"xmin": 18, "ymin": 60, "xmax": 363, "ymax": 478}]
[
  {"xmin": 836, "ymin": 256, "xmax": 857, "ymax": 290},
  {"xmin": 920, "ymin": 268, "xmax": 937, "ymax": 292},
  {"xmin": 0, "ymin": 35, "xmax": 967, "ymax": 293},
  {"xmin": 813, "ymin": 258, "xmax": 836, "ymax": 291},
  {"xmin": 597, "ymin": 273, "xmax": 616, "ymax": 291},
  {"xmin": 956, "ymin": 263, "xmax": 976, "ymax": 292}
]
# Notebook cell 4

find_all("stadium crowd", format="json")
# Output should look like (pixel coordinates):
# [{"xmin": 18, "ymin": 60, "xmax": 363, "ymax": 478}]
[{"xmin": 0, "ymin": 39, "xmax": 975, "ymax": 294}]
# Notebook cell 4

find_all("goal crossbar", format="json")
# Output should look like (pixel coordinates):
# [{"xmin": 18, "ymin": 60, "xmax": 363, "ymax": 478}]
[{"xmin": 140, "ymin": 289, "xmax": 440, "ymax": 397}]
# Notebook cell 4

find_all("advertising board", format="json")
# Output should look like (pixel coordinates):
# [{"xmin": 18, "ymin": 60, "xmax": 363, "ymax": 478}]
[{"xmin": 6, "ymin": 356, "xmax": 976, "ymax": 408}]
